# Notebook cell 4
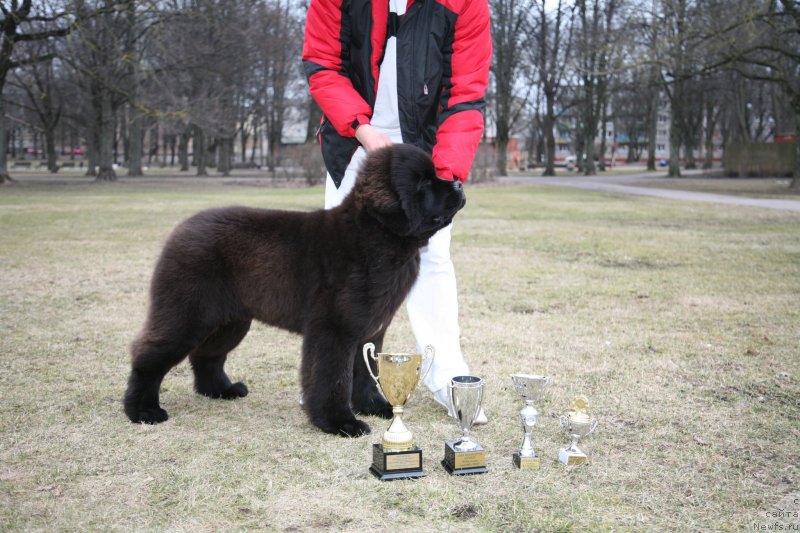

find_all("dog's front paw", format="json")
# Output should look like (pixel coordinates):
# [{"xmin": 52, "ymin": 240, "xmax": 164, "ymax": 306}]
[
  {"xmin": 352, "ymin": 388, "xmax": 393, "ymax": 419},
  {"xmin": 354, "ymin": 398, "xmax": 393, "ymax": 419},
  {"xmin": 220, "ymin": 382, "xmax": 248, "ymax": 399},
  {"xmin": 130, "ymin": 407, "xmax": 169, "ymax": 424},
  {"xmin": 315, "ymin": 416, "xmax": 371, "ymax": 437},
  {"xmin": 336, "ymin": 419, "xmax": 371, "ymax": 438}
]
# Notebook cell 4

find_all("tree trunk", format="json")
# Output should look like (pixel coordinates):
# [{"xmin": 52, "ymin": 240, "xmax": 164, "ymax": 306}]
[
  {"xmin": 219, "ymin": 136, "xmax": 231, "ymax": 176},
  {"xmin": 668, "ymin": 78, "xmax": 683, "ymax": 177},
  {"xmin": 45, "ymin": 128, "xmax": 58, "ymax": 173},
  {"xmin": 495, "ymin": 139, "xmax": 508, "ymax": 177},
  {"xmin": 179, "ymin": 129, "xmax": 189, "ymax": 171},
  {"xmin": 684, "ymin": 140, "xmax": 696, "ymax": 170},
  {"xmin": 96, "ymin": 90, "xmax": 117, "ymax": 181},
  {"xmin": 575, "ymin": 130, "xmax": 585, "ymax": 173},
  {"xmin": 0, "ymin": 95, "xmax": 10, "ymax": 183},
  {"xmin": 240, "ymin": 128, "xmax": 249, "ymax": 164},
  {"xmin": 598, "ymin": 108, "xmax": 608, "ymax": 171},
  {"xmin": 9, "ymin": 125, "xmax": 15, "ymax": 159},
  {"xmin": 668, "ymin": 115, "xmax": 682, "ymax": 177},
  {"xmin": 86, "ymin": 114, "xmax": 98, "ymax": 177},
  {"xmin": 792, "ymin": 102, "xmax": 800, "ymax": 189},
  {"xmin": 128, "ymin": 104, "xmax": 144, "ymax": 176},
  {"xmin": 578, "ymin": 79, "xmax": 598, "ymax": 176},
  {"xmin": 495, "ymin": 114, "xmax": 509, "ymax": 177},
  {"xmin": 543, "ymin": 119, "xmax": 556, "ymax": 176},
  {"xmin": 208, "ymin": 138, "xmax": 217, "ymax": 169},
  {"xmin": 647, "ymin": 97, "xmax": 657, "ymax": 171},
  {"xmin": 702, "ymin": 136, "xmax": 714, "ymax": 170},
  {"xmin": 147, "ymin": 123, "xmax": 158, "ymax": 166},
  {"xmin": 702, "ymin": 100, "xmax": 715, "ymax": 170},
  {"xmin": 542, "ymin": 93, "xmax": 556, "ymax": 176},
  {"xmin": 250, "ymin": 123, "xmax": 258, "ymax": 164},
  {"xmin": 582, "ymin": 87, "xmax": 597, "ymax": 176},
  {"xmin": 536, "ymin": 133, "xmax": 544, "ymax": 165},
  {"xmin": 195, "ymin": 126, "xmax": 208, "ymax": 176},
  {"xmin": 168, "ymin": 135, "xmax": 176, "ymax": 167}
]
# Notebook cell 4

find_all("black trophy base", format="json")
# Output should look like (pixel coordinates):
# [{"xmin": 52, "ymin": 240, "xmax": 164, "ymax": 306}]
[
  {"xmin": 369, "ymin": 443, "xmax": 426, "ymax": 481},
  {"xmin": 442, "ymin": 440, "xmax": 488, "ymax": 476}
]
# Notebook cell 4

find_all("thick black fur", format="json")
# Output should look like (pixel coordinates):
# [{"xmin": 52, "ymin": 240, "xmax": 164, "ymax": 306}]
[{"xmin": 123, "ymin": 144, "xmax": 466, "ymax": 436}]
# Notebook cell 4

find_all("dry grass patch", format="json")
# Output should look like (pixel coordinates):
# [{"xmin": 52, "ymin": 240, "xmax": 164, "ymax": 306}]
[
  {"xmin": 1, "ymin": 180, "xmax": 798, "ymax": 531},
  {"xmin": 635, "ymin": 177, "xmax": 800, "ymax": 198}
]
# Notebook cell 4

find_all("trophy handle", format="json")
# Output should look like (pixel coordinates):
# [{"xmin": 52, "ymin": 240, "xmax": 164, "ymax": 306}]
[
  {"xmin": 559, "ymin": 414, "xmax": 569, "ymax": 429},
  {"xmin": 362, "ymin": 342, "xmax": 380, "ymax": 385},
  {"xmin": 419, "ymin": 345, "xmax": 435, "ymax": 384},
  {"xmin": 587, "ymin": 419, "xmax": 598, "ymax": 436}
]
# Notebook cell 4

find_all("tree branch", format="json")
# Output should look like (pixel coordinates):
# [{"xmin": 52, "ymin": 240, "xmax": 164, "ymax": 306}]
[{"xmin": 15, "ymin": 27, "xmax": 70, "ymax": 42}]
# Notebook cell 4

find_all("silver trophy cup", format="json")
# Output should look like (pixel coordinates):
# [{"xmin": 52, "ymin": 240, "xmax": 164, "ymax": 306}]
[
  {"xmin": 442, "ymin": 375, "xmax": 488, "ymax": 474},
  {"xmin": 511, "ymin": 374, "xmax": 552, "ymax": 469}
]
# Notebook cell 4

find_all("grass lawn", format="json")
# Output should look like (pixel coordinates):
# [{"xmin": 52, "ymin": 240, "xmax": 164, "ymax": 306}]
[
  {"xmin": 635, "ymin": 177, "xmax": 800, "ymax": 198},
  {"xmin": 1, "ymin": 178, "xmax": 798, "ymax": 531}
]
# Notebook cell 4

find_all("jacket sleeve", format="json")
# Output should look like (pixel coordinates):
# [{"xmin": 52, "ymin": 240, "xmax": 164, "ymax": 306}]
[
  {"xmin": 432, "ymin": 0, "xmax": 492, "ymax": 182},
  {"xmin": 302, "ymin": 0, "xmax": 372, "ymax": 137}
]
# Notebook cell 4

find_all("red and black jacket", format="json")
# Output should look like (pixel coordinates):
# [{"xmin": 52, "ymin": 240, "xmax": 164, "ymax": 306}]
[{"xmin": 302, "ymin": 0, "xmax": 491, "ymax": 186}]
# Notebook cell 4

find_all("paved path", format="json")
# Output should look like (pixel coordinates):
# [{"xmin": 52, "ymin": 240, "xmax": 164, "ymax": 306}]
[{"xmin": 497, "ymin": 171, "xmax": 800, "ymax": 212}]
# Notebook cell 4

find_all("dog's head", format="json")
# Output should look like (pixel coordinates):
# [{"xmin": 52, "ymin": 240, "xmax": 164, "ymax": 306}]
[{"xmin": 354, "ymin": 144, "xmax": 466, "ymax": 241}]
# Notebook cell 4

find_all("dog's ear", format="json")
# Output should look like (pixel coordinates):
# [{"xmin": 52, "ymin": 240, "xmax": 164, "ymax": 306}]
[
  {"xmin": 355, "ymin": 147, "xmax": 398, "ymax": 211},
  {"xmin": 355, "ymin": 146, "xmax": 416, "ymax": 236}
]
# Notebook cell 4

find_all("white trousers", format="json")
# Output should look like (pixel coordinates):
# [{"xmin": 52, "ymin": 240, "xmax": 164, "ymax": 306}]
[{"xmin": 324, "ymin": 146, "xmax": 470, "ymax": 398}]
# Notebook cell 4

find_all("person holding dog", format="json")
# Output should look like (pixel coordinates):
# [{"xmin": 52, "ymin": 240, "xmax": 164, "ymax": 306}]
[{"xmin": 302, "ymin": 0, "xmax": 491, "ymax": 423}]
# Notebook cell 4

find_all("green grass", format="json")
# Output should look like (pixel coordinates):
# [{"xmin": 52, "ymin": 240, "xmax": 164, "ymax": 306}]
[{"xmin": 1, "ymin": 180, "xmax": 799, "ymax": 531}]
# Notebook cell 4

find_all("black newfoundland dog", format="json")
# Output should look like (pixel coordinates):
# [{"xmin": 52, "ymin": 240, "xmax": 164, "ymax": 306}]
[{"xmin": 124, "ymin": 144, "xmax": 466, "ymax": 436}]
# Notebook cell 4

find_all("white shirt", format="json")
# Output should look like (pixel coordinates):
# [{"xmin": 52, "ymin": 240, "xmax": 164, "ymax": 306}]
[{"xmin": 370, "ymin": 0, "xmax": 406, "ymax": 142}]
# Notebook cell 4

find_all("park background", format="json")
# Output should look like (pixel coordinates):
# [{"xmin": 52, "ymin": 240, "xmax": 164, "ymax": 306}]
[
  {"xmin": 0, "ymin": 0, "xmax": 798, "ymax": 184},
  {"xmin": 2, "ymin": 0, "xmax": 800, "ymax": 531}
]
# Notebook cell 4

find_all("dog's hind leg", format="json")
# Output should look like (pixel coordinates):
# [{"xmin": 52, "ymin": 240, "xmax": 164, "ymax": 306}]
[
  {"xmin": 124, "ymin": 333, "xmax": 199, "ymax": 424},
  {"xmin": 351, "ymin": 332, "xmax": 393, "ymax": 419},
  {"xmin": 189, "ymin": 319, "xmax": 252, "ymax": 400}
]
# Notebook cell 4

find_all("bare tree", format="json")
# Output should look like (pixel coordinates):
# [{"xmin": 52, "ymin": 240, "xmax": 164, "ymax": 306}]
[
  {"xmin": 574, "ymin": 0, "xmax": 620, "ymax": 175},
  {"xmin": 714, "ymin": 0, "xmax": 800, "ymax": 186},
  {"xmin": 490, "ymin": 0, "xmax": 533, "ymax": 176},
  {"xmin": 0, "ymin": 1, "xmax": 71, "ymax": 182},
  {"xmin": 611, "ymin": 67, "xmax": 651, "ymax": 163},
  {"xmin": 63, "ymin": 0, "xmax": 143, "ymax": 181},
  {"xmin": 532, "ymin": 0, "xmax": 575, "ymax": 176},
  {"xmin": 10, "ymin": 49, "xmax": 62, "ymax": 172}
]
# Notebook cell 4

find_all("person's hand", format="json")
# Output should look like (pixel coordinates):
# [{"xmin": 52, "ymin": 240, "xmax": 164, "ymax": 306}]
[{"xmin": 355, "ymin": 124, "xmax": 393, "ymax": 152}]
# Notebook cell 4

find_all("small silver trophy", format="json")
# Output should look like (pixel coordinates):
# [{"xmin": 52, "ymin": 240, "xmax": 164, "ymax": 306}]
[
  {"xmin": 510, "ymin": 374, "xmax": 552, "ymax": 470},
  {"xmin": 442, "ymin": 375, "xmax": 488, "ymax": 475},
  {"xmin": 559, "ymin": 396, "xmax": 598, "ymax": 465}
]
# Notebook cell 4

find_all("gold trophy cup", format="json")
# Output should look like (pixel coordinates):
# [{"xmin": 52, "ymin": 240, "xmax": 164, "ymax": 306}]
[
  {"xmin": 559, "ymin": 396, "xmax": 598, "ymax": 465},
  {"xmin": 363, "ymin": 342, "xmax": 434, "ymax": 481}
]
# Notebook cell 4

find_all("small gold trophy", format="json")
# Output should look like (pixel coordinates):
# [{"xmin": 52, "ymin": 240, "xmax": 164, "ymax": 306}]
[
  {"xmin": 558, "ymin": 396, "xmax": 598, "ymax": 465},
  {"xmin": 363, "ymin": 342, "xmax": 434, "ymax": 481},
  {"xmin": 442, "ymin": 375, "xmax": 488, "ymax": 475}
]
